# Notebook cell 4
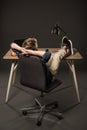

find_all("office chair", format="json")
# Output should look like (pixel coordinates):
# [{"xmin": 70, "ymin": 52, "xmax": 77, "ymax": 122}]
[{"xmin": 19, "ymin": 55, "xmax": 63, "ymax": 126}]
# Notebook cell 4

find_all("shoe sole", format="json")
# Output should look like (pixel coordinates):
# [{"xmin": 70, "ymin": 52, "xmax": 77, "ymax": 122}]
[{"xmin": 61, "ymin": 36, "xmax": 74, "ymax": 55}]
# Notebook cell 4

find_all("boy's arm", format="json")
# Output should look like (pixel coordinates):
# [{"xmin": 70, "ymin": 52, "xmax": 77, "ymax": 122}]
[
  {"xmin": 11, "ymin": 43, "xmax": 45, "ymax": 56},
  {"xmin": 26, "ymin": 49, "xmax": 51, "ymax": 63},
  {"xmin": 11, "ymin": 43, "xmax": 23, "ymax": 51},
  {"xmin": 25, "ymin": 49, "xmax": 45, "ymax": 57},
  {"xmin": 11, "ymin": 43, "xmax": 27, "ymax": 53}
]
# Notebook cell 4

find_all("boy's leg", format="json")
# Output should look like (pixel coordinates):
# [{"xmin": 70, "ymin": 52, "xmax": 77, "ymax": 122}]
[
  {"xmin": 47, "ymin": 36, "xmax": 72, "ymax": 76},
  {"xmin": 47, "ymin": 48, "xmax": 66, "ymax": 76}
]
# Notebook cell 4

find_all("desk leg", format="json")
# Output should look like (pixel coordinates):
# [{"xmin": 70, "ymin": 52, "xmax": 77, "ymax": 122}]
[
  {"xmin": 12, "ymin": 63, "xmax": 18, "ymax": 85},
  {"xmin": 67, "ymin": 60, "xmax": 80, "ymax": 103},
  {"xmin": 5, "ymin": 61, "xmax": 17, "ymax": 103}
]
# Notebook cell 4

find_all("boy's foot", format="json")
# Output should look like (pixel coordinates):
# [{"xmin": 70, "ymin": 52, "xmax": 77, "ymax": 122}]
[{"xmin": 61, "ymin": 36, "xmax": 72, "ymax": 57}]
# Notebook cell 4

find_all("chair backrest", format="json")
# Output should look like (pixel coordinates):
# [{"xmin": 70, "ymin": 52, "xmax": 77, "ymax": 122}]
[
  {"xmin": 19, "ymin": 55, "xmax": 62, "ymax": 92},
  {"xmin": 19, "ymin": 55, "xmax": 49, "ymax": 91}
]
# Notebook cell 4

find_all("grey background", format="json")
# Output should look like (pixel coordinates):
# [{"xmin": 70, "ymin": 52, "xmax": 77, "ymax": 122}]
[
  {"xmin": 0, "ymin": 0, "xmax": 87, "ymax": 71},
  {"xmin": 0, "ymin": 1, "xmax": 87, "ymax": 129}
]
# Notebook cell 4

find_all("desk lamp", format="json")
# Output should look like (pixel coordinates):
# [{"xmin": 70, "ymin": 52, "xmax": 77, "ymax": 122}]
[{"xmin": 51, "ymin": 24, "xmax": 74, "ymax": 55}]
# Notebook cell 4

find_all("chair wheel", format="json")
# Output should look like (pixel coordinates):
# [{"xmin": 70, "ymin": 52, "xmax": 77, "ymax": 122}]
[
  {"xmin": 57, "ymin": 112, "xmax": 63, "ymax": 120},
  {"xmin": 54, "ymin": 103, "xmax": 58, "ymax": 108},
  {"xmin": 37, "ymin": 121, "xmax": 42, "ymax": 126},
  {"xmin": 22, "ymin": 110, "xmax": 28, "ymax": 116},
  {"xmin": 58, "ymin": 115, "xmax": 63, "ymax": 120}
]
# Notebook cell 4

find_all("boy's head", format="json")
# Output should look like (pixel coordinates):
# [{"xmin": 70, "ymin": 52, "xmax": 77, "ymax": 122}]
[{"xmin": 22, "ymin": 37, "xmax": 38, "ymax": 50}]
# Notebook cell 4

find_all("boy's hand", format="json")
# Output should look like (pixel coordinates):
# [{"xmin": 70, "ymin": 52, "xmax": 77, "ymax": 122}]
[{"xmin": 21, "ymin": 48, "xmax": 28, "ymax": 54}]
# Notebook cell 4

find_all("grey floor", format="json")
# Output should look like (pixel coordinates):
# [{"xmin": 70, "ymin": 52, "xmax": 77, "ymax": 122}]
[{"xmin": 0, "ymin": 68, "xmax": 87, "ymax": 130}]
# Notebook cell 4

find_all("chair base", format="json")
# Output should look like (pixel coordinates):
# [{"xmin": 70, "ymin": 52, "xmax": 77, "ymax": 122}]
[{"xmin": 21, "ymin": 98, "xmax": 63, "ymax": 126}]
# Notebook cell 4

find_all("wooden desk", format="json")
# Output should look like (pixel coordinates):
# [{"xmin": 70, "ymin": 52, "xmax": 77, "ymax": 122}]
[{"xmin": 3, "ymin": 48, "xmax": 83, "ymax": 103}]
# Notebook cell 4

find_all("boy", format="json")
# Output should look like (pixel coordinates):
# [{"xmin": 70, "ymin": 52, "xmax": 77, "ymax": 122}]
[{"xmin": 11, "ymin": 36, "xmax": 72, "ymax": 79}]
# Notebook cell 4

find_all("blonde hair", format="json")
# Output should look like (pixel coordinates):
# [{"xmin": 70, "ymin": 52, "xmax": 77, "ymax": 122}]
[{"xmin": 22, "ymin": 37, "xmax": 38, "ymax": 50}]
